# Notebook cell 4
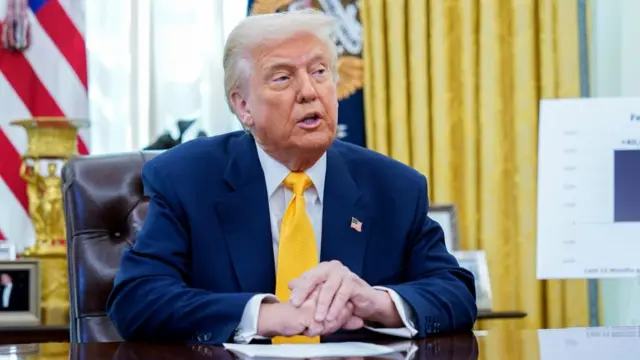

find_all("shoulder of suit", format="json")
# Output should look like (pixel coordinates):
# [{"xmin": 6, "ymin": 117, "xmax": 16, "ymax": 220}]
[
  {"xmin": 143, "ymin": 131, "xmax": 245, "ymax": 177},
  {"xmin": 332, "ymin": 140, "xmax": 427, "ymax": 190}
]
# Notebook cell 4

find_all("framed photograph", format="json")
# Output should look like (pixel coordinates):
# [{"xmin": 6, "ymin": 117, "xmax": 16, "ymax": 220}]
[
  {"xmin": 0, "ymin": 244, "xmax": 16, "ymax": 261},
  {"xmin": 0, "ymin": 259, "xmax": 41, "ymax": 326},
  {"xmin": 428, "ymin": 204, "xmax": 460, "ymax": 251},
  {"xmin": 452, "ymin": 250, "xmax": 493, "ymax": 311},
  {"xmin": 0, "ymin": 344, "xmax": 39, "ymax": 356}
]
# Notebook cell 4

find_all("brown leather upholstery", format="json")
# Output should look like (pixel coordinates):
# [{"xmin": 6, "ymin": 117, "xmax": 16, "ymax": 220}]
[{"xmin": 62, "ymin": 151, "xmax": 160, "ymax": 343}]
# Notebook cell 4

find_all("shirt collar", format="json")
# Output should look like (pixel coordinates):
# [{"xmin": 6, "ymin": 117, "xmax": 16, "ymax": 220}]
[{"xmin": 255, "ymin": 141, "xmax": 327, "ymax": 203}]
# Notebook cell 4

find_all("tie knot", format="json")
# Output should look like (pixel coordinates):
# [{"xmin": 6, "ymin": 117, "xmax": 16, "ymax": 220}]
[{"xmin": 283, "ymin": 172, "xmax": 312, "ymax": 195}]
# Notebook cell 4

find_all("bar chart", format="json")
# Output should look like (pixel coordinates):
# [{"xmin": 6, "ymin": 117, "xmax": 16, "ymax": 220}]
[{"xmin": 537, "ymin": 98, "xmax": 640, "ymax": 279}]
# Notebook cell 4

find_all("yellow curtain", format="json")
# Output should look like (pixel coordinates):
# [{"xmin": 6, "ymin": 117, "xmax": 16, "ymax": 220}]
[{"xmin": 361, "ymin": 0, "xmax": 588, "ymax": 356}]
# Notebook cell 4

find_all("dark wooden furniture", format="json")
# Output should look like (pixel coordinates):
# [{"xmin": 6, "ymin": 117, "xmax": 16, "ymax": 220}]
[
  {"xmin": 0, "ymin": 333, "xmax": 479, "ymax": 359},
  {"xmin": 0, "ymin": 326, "xmax": 69, "ymax": 345},
  {"xmin": 478, "ymin": 310, "xmax": 526, "ymax": 319},
  {"xmin": 2, "ymin": 326, "xmax": 636, "ymax": 359},
  {"xmin": 0, "ymin": 311, "xmax": 526, "ymax": 345}
]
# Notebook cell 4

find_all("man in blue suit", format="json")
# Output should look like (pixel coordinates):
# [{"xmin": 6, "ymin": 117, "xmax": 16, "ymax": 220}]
[{"xmin": 107, "ymin": 9, "xmax": 476, "ymax": 345}]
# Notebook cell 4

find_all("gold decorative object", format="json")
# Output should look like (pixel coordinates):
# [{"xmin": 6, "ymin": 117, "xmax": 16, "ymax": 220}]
[{"xmin": 11, "ymin": 117, "xmax": 89, "ymax": 326}]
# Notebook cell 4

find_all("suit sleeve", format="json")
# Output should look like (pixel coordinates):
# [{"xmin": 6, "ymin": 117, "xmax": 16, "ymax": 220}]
[
  {"xmin": 383, "ymin": 175, "xmax": 477, "ymax": 337},
  {"xmin": 106, "ymin": 161, "xmax": 256, "ymax": 344}
]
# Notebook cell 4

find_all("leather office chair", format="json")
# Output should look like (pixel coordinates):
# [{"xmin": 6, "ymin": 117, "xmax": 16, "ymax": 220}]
[{"xmin": 62, "ymin": 151, "xmax": 159, "ymax": 343}]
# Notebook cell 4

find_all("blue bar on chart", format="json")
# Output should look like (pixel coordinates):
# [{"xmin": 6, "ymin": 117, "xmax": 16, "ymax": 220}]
[{"xmin": 614, "ymin": 149, "xmax": 640, "ymax": 222}]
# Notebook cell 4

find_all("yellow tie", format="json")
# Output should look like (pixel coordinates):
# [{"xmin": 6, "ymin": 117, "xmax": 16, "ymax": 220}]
[{"xmin": 272, "ymin": 172, "xmax": 320, "ymax": 344}]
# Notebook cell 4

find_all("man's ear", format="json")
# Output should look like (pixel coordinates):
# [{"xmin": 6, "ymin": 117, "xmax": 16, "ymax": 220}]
[{"xmin": 230, "ymin": 90, "xmax": 254, "ymax": 127}]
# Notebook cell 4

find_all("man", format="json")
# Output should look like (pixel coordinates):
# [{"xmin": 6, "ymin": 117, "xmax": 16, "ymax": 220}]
[
  {"xmin": 107, "ymin": 9, "xmax": 476, "ymax": 344},
  {"xmin": 1, "ymin": 273, "xmax": 28, "ymax": 312}
]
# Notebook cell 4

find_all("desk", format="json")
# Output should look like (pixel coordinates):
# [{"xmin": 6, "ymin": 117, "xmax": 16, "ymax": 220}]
[
  {"xmin": 0, "ymin": 334, "xmax": 479, "ymax": 359},
  {"xmin": 0, "ymin": 311, "xmax": 527, "ymax": 345},
  {"xmin": 1, "ymin": 327, "xmax": 638, "ymax": 359},
  {"xmin": 0, "ymin": 326, "xmax": 69, "ymax": 345}
]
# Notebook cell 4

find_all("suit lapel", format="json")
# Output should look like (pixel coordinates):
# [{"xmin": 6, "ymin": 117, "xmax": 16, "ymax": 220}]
[
  {"xmin": 215, "ymin": 135, "xmax": 275, "ymax": 294},
  {"xmin": 320, "ymin": 145, "xmax": 371, "ymax": 277}
]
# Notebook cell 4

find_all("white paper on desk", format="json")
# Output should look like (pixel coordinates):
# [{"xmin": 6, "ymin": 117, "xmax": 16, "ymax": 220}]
[
  {"xmin": 538, "ymin": 326, "xmax": 640, "ymax": 360},
  {"xmin": 223, "ymin": 342, "xmax": 397, "ymax": 358}
]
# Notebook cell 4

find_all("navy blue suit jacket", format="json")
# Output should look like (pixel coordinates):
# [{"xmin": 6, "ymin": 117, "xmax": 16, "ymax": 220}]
[{"xmin": 106, "ymin": 131, "xmax": 477, "ymax": 344}]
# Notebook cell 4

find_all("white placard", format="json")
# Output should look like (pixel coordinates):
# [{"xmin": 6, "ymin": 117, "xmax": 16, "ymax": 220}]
[
  {"xmin": 538, "ymin": 326, "xmax": 640, "ymax": 360},
  {"xmin": 0, "ymin": 244, "xmax": 16, "ymax": 261},
  {"xmin": 537, "ymin": 97, "xmax": 640, "ymax": 279}
]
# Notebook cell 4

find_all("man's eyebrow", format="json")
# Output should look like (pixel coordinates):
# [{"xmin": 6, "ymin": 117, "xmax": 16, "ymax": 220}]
[
  {"xmin": 262, "ymin": 58, "xmax": 296, "ymax": 71},
  {"xmin": 262, "ymin": 52, "xmax": 329, "ymax": 72},
  {"xmin": 307, "ymin": 52, "xmax": 329, "ymax": 65}
]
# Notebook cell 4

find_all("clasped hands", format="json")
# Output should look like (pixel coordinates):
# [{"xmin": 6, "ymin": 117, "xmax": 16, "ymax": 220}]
[{"xmin": 257, "ymin": 260, "xmax": 403, "ymax": 338}]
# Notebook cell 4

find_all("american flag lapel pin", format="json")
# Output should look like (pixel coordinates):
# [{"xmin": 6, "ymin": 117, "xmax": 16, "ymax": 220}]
[{"xmin": 350, "ymin": 217, "xmax": 362, "ymax": 232}]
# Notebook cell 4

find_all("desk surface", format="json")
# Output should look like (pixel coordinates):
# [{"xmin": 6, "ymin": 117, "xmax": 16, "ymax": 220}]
[
  {"xmin": 1, "ymin": 326, "xmax": 638, "ymax": 359},
  {"xmin": 0, "ymin": 311, "xmax": 527, "ymax": 345}
]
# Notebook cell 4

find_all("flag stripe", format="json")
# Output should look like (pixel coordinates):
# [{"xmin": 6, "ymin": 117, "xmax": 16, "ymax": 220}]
[
  {"xmin": 57, "ymin": 0, "xmax": 85, "ymax": 37},
  {"xmin": 0, "ymin": 48, "xmax": 88, "ymax": 154},
  {"xmin": 0, "ymin": 228, "xmax": 5, "ymax": 240},
  {"xmin": 0, "ymin": 72, "xmax": 31, "ymax": 215},
  {"xmin": 0, "ymin": 72, "xmax": 30, "ymax": 156},
  {"xmin": 0, "ymin": 130, "xmax": 28, "ymax": 213},
  {"xmin": 77, "ymin": 133, "xmax": 88, "ymax": 154},
  {"xmin": 0, "ymin": 51, "xmax": 36, "ymax": 215},
  {"xmin": 25, "ymin": 11, "xmax": 87, "ymax": 120},
  {"xmin": 33, "ymin": 0, "xmax": 88, "ymax": 89},
  {"xmin": 0, "ymin": 50, "xmax": 65, "ymax": 117}
]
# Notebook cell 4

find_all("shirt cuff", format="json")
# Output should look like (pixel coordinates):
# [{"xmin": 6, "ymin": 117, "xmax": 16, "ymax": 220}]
[
  {"xmin": 233, "ymin": 294, "xmax": 279, "ymax": 343},
  {"xmin": 364, "ymin": 286, "xmax": 418, "ymax": 338}
]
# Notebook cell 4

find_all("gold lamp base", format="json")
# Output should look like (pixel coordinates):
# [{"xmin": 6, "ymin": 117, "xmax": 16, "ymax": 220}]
[
  {"xmin": 22, "ymin": 248, "xmax": 69, "ymax": 325},
  {"xmin": 11, "ymin": 117, "xmax": 89, "ymax": 326}
]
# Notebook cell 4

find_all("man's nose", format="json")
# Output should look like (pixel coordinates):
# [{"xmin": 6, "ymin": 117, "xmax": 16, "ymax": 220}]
[{"xmin": 296, "ymin": 74, "xmax": 318, "ymax": 103}]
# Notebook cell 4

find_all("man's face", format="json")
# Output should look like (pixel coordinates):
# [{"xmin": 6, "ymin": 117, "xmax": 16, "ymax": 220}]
[
  {"xmin": 0, "ymin": 274, "xmax": 10, "ymax": 285},
  {"xmin": 236, "ymin": 32, "xmax": 338, "ymax": 155}
]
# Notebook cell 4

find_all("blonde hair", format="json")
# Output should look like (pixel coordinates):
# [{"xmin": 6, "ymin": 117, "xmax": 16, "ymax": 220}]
[{"xmin": 223, "ymin": 9, "xmax": 339, "ymax": 118}]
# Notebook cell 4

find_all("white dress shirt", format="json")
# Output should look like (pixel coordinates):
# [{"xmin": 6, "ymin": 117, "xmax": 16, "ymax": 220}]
[
  {"xmin": 1, "ymin": 283, "xmax": 12, "ymax": 308},
  {"xmin": 233, "ymin": 144, "xmax": 418, "ymax": 343}
]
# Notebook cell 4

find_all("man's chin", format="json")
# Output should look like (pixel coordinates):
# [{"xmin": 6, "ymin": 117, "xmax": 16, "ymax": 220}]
[{"xmin": 294, "ymin": 131, "xmax": 334, "ymax": 151}]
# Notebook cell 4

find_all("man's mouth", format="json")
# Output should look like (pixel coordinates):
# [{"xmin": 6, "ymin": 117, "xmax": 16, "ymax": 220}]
[{"xmin": 297, "ymin": 113, "xmax": 322, "ymax": 129}]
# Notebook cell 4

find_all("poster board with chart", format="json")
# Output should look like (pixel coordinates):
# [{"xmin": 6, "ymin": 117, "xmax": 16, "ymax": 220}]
[{"xmin": 537, "ymin": 97, "xmax": 640, "ymax": 279}]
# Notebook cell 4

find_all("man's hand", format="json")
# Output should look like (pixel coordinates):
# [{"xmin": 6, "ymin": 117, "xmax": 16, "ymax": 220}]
[
  {"xmin": 288, "ymin": 261, "xmax": 403, "ymax": 328},
  {"xmin": 320, "ymin": 301, "xmax": 363, "ymax": 335},
  {"xmin": 257, "ymin": 289, "xmax": 364, "ymax": 337}
]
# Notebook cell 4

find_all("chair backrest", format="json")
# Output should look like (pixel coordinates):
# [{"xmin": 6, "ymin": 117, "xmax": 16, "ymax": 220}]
[{"xmin": 62, "ymin": 151, "xmax": 159, "ymax": 343}]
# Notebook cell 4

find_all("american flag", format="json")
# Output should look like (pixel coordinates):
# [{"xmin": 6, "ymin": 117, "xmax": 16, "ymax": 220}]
[
  {"xmin": 350, "ymin": 217, "xmax": 362, "ymax": 232},
  {"xmin": 0, "ymin": 0, "xmax": 89, "ymax": 252}
]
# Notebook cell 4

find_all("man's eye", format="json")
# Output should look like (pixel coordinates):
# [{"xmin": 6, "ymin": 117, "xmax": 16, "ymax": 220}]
[{"xmin": 273, "ymin": 76, "xmax": 289, "ymax": 82}]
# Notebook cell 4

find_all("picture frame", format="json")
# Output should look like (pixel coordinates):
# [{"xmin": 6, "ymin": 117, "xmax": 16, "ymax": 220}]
[
  {"xmin": 428, "ymin": 204, "xmax": 460, "ymax": 251},
  {"xmin": 0, "ymin": 243, "xmax": 16, "ymax": 261},
  {"xmin": 0, "ymin": 259, "xmax": 41, "ymax": 327},
  {"xmin": 451, "ymin": 250, "xmax": 493, "ymax": 311},
  {"xmin": 0, "ymin": 344, "xmax": 39, "ymax": 356}
]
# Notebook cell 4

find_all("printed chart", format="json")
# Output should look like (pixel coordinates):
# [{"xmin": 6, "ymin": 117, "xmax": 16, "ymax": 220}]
[{"xmin": 537, "ymin": 97, "xmax": 640, "ymax": 279}]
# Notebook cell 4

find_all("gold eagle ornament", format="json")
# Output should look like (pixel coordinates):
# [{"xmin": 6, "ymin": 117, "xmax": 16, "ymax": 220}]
[
  {"xmin": 336, "ymin": 55, "xmax": 363, "ymax": 100},
  {"xmin": 250, "ymin": 0, "xmax": 364, "ymax": 100}
]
